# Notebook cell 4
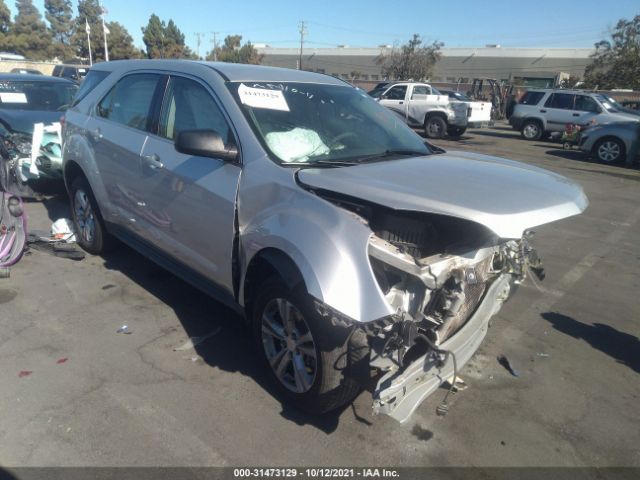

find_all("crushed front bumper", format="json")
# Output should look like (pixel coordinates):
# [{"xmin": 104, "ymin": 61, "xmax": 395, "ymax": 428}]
[{"xmin": 373, "ymin": 274, "xmax": 512, "ymax": 423}]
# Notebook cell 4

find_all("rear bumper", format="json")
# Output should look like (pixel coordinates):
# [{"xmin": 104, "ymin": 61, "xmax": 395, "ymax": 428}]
[{"xmin": 372, "ymin": 274, "xmax": 512, "ymax": 422}]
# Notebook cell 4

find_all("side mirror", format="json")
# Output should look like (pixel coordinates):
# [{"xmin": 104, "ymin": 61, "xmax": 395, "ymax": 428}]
[
  {"xmin": 380, "ymin": 94, "xmax": 388, "ymax": 100},
  {"xmin": 175, "ymin": 129, "xmax": 238, "ymax": 161}
]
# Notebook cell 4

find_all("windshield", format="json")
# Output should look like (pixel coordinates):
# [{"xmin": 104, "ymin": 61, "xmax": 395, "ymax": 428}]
[
  {"xmin": 0, "ymin": 80, "xmax": 78, "ymax": 111},
  {"xmin": 228, "ymin": 82, "xmax": 431, "ymax": 165},
  {"xmin": 596, "ymin": 94, "xmax": 622, "ymax": 113}
]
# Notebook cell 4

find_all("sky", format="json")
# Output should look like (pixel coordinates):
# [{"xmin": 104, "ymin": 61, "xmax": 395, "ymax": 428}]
[{"xmin": 10, "ymin": 0, "xmax": 640, "ymax": 55}]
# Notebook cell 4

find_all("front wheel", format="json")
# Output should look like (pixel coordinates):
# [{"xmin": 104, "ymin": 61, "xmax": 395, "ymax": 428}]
[
  {"xmin": 424, "ymin": 116, "xmax": 447, "ymax": 139},
  {"xmin": 594, "ymin": 138, "xmax": 624, "ymax": 164},
  {"xmin": 447, "ymin": 126, "xmax": 467, "ymax": 138},
  {"xmin": 253, "ymin": 278, "xmax": 361, "ymax": 414}
]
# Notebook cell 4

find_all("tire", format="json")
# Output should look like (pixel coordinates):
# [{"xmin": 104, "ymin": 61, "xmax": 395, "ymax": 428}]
[
  {"xmin": 447, "ymin": 126, "xmax": 467, "ymax": 138},
  {"xmin": 594, "ymin": 138, "xmax": 625, "ymax": 164},
  {"xmin": 252, "ymin": 277, "xmax": 361, "ymax": 414},
  {"xmin": 69, "ymin": 176, "xmax": 115, "ymax": 254},
  {"xmin": 424, "ymin": 116, "xmax": 447, "ymax": 139},
  {"xmin": 521, "ymin": 120, "xmax": 543, "ymax": 140}
]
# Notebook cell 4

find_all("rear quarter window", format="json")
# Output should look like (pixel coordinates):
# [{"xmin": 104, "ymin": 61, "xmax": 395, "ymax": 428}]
[
  {"xmin": 71, "ymin": 70, "xmax": 110, "ymax": 106},
  {"xmin": 519, "ymin": 91, "xmax": 545, "ymax": 105}
]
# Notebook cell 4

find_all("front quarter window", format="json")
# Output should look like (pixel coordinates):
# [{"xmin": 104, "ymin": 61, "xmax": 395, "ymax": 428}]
[{"xmin": 227, "ymin": 81, "xmax": 430, "ymax": 165}]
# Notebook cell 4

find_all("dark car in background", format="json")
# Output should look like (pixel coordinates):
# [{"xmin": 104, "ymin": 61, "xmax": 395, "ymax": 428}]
[
  {"xmin": 0, "ymin": 74, "xmax": 78, "ymax": 135},
  {"xmin": 51, "ymin": 64, "xmax": 88, "ymax": 84}
]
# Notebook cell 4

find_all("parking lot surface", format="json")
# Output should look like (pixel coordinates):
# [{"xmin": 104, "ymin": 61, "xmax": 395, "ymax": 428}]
[{"xmin": 1, "ymin": 124, "xmax": 638, "ymax": 467}]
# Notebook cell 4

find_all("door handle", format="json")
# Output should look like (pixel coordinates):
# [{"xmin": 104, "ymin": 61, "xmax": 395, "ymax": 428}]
[
  {"xmin": 572, "ymin": 113, "xmax": 580, "ymax": 117},
  {"xmin": 91, "ymin": 128, "xmax": 102, "ymax": 141},
  {"xmin": 399, "ymin": 101, "xmax": 404, "ymax": 104},
  {"xmin": 539, "ymin": 109, "xmax": 547, "ymax": 113},
  {"xmin": 142, "ymin": 153, "xmax": 164, "ymax": 169}
]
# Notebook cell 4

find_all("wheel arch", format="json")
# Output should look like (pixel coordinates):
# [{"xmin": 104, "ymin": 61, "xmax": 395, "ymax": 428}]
[
  {"xmin": 592, "ymin": 135, "xmax": 626, "ymax": 153},
  {"xmin": 242, "ymin": 247, "xmax": 307, "ymax": 323}
]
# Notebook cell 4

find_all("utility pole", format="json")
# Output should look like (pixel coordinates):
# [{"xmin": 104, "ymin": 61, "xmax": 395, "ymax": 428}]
[
  {"xmin": 298, "ymin": 20, "xmax": 307, "ymax": 70},
  {"xmin": 195, "ymin": 32, "xmax": 205, "ymax": 59},
  {"xmin": 210, "ymin": 32, "xmax": 219, "ymax": 61},
  {"xmin": 85, "ymin": 18, "xmax": 92, "ymax": 66}
]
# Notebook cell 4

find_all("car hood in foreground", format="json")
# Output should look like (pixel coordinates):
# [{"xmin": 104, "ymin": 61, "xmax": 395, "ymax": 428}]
[{"xmin": 297, "ymin": 151, "xmax": 588, "ymax": 239}]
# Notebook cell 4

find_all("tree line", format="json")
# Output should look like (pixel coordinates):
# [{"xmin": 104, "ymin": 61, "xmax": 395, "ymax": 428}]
[{"xmin": 0, "ymin": 0, "xmax": 261, "ymax": 64}]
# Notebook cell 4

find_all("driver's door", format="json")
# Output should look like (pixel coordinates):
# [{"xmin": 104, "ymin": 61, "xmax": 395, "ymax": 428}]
[
  {"xmin": 138, "ymin": 74, "xmax": 241, "ymax": 293},
  {"xmin": 378, "ymin": 85, "xmax": 408, "ymax": 119}
]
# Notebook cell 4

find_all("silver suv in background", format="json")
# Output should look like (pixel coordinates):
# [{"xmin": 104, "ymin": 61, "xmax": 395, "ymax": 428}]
[
  {"xmin": 510, "ymin": 89, "xmax": 638, "ymax": 140},
  {"xmin": 62, "ymin": 60, "xmax": 587, "ymax": 422}
]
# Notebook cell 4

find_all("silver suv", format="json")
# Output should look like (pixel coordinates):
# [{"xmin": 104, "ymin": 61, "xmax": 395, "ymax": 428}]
[
  {"xmin": 62, "ymin": 60, "xmax": 587, "ymax": 422},
  {"xmin": 510, "ymin": 89, "xmax": 638, "ymax": 140}
]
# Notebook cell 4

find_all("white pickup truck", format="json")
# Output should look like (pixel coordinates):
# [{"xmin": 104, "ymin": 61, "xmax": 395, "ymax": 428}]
[
  {"xmin": 370, "ymin": 82, "xmax": 469, "ymax": 139},
  {"xmin": 440, "ymin": 90, "xmax": 492, "ymax": 129}
]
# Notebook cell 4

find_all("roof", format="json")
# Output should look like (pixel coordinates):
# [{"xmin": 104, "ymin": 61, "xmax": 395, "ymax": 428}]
[
  {"xmin": 92, "ymin": 59, "xmax": 348, "ymax": 85},
  {"xmin": 0, "ymin": 73, "xmax": 75, "ymax": 83}
]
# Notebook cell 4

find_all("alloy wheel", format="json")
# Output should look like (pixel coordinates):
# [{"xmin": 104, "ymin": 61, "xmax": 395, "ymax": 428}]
[
  {"xmin": 597, "ymin": 141, "xmax": 621, "ymax": 163},
  {"xmin": 523, "ymin": 123, "xmax": 539, "ymax": 139},
  {"xmin": 73, "ymin": 189, "xmax": 96, "ymax": 244},
  {"xmin": 261, "ymin": 298, "xmax": 317, "ymax": 393}
]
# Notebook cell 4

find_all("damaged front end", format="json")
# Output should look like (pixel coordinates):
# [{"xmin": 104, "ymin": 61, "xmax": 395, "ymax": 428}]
[
  {"xmin": 0, "ymin": 123, "xmax": 63, "ymax": 196},
  {"xmin": 322, "ymin": 201, "xmax": 546, "ymax": 422}
]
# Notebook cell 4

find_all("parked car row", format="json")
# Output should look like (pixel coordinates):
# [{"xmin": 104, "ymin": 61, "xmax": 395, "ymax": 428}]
[{"xmin": 510, "ymin": 88, "xmax": 640, "ymax": 164}]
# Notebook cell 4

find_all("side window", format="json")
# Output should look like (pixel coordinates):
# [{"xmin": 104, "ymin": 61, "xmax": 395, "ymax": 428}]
[
  {"xmin": 52, "ymin": 66, "xmax": 62, "ymax": 76},
  {"xmin": 574, "ymin": 95, "xmax": 600, "ymax": 113},
  {"xmin": 97, "ymin": 74, "xmax": 161, "ymax": 131},
  {"xmin": 519, "ymin": 91, "xmax": 545, "ymax": 105},
  {"xmin": 545, "ymin": 93, "xmax": 574, "ymax": 110},
  {"xmin": 158, "ymin": 76, "xmax": 231, "ymax": 143},
  {"xmin": 385, "ymin": 85, "xmax": 407, "ymax": 100},
  {"xmin": 411, "ymin": 86, "xmax": 430, "ymax": 98}
]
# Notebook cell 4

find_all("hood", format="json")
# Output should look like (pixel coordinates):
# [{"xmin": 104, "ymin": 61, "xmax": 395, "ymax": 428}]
[
  {"xmin": 0, "ymin": 110, "xmax": 62, "ymax": 135},
  {"xmin": 297, "ymin": 151, "xmax": 588, "ymax": 239}
]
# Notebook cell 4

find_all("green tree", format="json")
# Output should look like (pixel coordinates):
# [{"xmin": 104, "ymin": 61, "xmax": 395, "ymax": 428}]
[
  {"xmin": 142, "ymin": 15, "xmax": 195, "ymax": 59},
  {"xmin": 141, "ymin": 13, "xmax": 164, "ymax": 58},
  {"xmin": 8, "ymin": 0, "xmax": 53, "ymax": 60},
  {"xmin": 44, "ymin": 0, "xmax": 74, "ymax": 60},
  {"xmin": 376, "ymin": 34, "xmax": 443, "ymax": 81},
  {"xmin": 0, "ymin": 0, "xmax": 12, "ymax": 51},
  {"xmin": 583, "ymin": 14, "xmax": 640, "ymax": 90},
  {"xmin": 206, "ymin": 35, "xmax": 262, "ymax": 64},
  {"xmin": 106, "ymin": 21, "xmax": 141, "ymax": 60},
  {"xmin": 0, "ymin": 0, "xmax": 11, "ymax": 34}
]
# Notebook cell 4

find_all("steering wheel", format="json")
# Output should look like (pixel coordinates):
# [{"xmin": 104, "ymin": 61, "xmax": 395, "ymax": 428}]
[{"xmin": 329, "ymin": 131, "xmax": 358, "ymax": 145}]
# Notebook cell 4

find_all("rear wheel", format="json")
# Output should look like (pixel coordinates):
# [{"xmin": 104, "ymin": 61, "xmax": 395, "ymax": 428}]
[
  {"xmin": 521, "ymin": 120, "xmax": 543, "ymax": 140},
  {"xmin": 594, "ymin": 138, "xmax": 624, "ymax": 164},
  {"xmin": 252, "ymin": 278, "xmax": 361, "ymax": 414},
  {"xmin": 424, "ymin": 116, "xmax": 447, "ymax": 139},
  {"xmin": 447, "ymin": 126, "xmax": 467, "ymax": 138},
  {"xmin": 69, "ymin": 176, "xmax": 115, "ymax": 254}
]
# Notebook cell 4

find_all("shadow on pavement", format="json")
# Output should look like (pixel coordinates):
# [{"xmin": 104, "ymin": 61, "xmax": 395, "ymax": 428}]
[
  {"xmin": 541, "ymin": 312, "xmax": 640, "ymax": 374},
  {"xmin": 101, "ymin": 245, "xmax": 354, "ymax": 433}
]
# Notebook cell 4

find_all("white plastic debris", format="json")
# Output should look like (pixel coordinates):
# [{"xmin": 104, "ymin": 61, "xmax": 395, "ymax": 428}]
[
  {"xmin": 265, "ymin": 128, "xmax": 330, "ymax": 163},
  {"xmin": 116, "ymin": 325, "xmax": 132, "ymax": 334},
  {"xmin": 51, "ymin": 218, "xmax": 76, "ymax": 243}
]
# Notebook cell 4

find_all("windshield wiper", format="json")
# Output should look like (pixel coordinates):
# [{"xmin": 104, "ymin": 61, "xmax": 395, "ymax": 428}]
[
  {"xmin": 284, "ymin": 159, "xmax": 359, "ymax": 168},
  {"xmin": 353, "ymin": 149, "xmax": 429, "ymax": 164}
]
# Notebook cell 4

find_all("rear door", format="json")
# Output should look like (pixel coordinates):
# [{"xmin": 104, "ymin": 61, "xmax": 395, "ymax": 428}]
[
  {"xmin": 137, "ymin": 74, "xmax": 241, "ymax": 292},
  {"xmin": 542, "ymin": 93, "xmax": 576, "ymax": 131},
  {"xmin": 379, "ymin": 85, "xmax": 408, "ymax": 119},
  {"xmin": 86, "ymin": 72, "xmax": 164, "ymax": 233}
]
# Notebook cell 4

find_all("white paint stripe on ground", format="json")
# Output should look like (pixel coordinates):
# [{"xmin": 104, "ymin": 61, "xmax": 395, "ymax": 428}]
[{"xmin": 106, "ymin": 384, "xmax": 228, "ymax": 466}]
